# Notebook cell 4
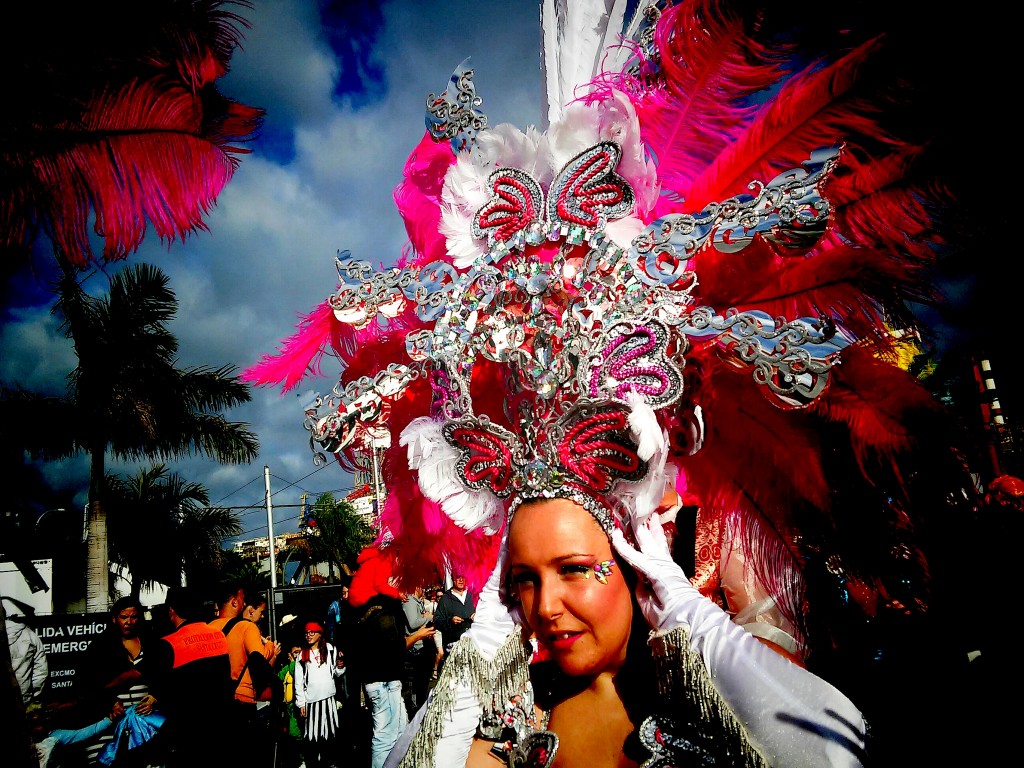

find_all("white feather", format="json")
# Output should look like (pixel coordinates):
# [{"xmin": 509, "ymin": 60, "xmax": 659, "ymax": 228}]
[
  {"xmin": 609, "ymin": 391, "xmax": 672, "ymax": 527},
  {"xmin": 626, "ymin": 391, "xmax": 664, "ymax": 461},
  {"xmin": 542, "ymin": 0, "xmax": 631, "ymax": 126},
  {"xmin": 613, "ymin": 425, "xmax": 672, "ymax": 529},
  {"xmin": 399, "ymin": 417, "xmax": 504, "ymax": 534}
]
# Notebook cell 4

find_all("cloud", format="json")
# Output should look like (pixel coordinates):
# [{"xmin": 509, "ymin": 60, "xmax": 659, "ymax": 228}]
[
  {"xmin": 0, "ymin": 1, "xmax": 544, "ymax": 543},
  {"xmin": 0, "ymin": 306, "xmax": 76, "ymax": 393}
]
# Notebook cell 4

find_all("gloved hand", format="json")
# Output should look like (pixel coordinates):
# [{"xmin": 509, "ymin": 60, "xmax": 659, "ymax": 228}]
[
  {"xmin": 609, "ymin": 516, "xmax": 699, "ymax": 632},
  {"xmin": 612, "ymin": 518, "xmax": 868, "ymax": 768}
]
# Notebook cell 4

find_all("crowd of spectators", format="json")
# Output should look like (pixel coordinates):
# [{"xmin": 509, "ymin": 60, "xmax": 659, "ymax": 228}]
[{"xmin": 3, "ymin": 547, "xmax": 478, "ymax": 768}]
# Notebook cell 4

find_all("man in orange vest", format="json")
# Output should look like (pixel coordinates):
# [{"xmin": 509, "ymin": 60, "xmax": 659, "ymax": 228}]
[{"xmin": 147, "ymin": 586, "xmax": 234, "ymax": 767}]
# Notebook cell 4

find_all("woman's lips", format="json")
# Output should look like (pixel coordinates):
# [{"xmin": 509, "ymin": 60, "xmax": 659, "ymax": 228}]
[{"xmin": 546, "ymin": 631, "xmax": 582, "ymax": 651}]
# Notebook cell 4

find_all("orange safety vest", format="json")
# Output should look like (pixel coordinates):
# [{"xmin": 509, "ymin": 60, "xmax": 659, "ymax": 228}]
[{"xmin": 165, "ymin": 622, "xmax": 230, "ymax": 668}]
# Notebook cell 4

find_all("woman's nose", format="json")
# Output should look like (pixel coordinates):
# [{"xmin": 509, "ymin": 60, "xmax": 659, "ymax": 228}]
[{"xmin": 534, "ymin": 579, "xmax": 564, "ymax": 621}]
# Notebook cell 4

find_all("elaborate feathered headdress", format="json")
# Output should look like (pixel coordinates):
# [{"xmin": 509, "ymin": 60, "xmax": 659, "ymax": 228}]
[{"xmin": 245, "ymin": 0, "xmax": 973, "ymax": 661}]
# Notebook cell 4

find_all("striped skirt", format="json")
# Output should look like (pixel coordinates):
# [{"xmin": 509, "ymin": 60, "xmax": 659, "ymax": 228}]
[{"xmin": 303, "ymin": 696, "xmax": 339, "ymax": 743}]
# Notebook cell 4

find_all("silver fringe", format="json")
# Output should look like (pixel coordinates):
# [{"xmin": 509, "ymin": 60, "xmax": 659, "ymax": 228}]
[
  {"xmin": 648, "ymin": 626, "xmax": 767, "ymax": 768},
  {"xmin": 398, "ymin": 627, "xmax": 530, "ymax": 768}
]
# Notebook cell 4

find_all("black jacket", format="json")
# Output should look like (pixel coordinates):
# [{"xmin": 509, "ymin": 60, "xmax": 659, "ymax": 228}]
[{"xmin": 434, "ymin": 589, "xmax": 476, "ymax": 648}]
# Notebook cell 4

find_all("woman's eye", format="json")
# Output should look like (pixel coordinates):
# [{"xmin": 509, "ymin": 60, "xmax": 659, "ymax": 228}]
[
  {"xmin": 561, "ymin": 563, "xmax": 592, "ymax": 578},
  {"xmin": 510, "ymin": 572, "xmax": 538, "ymax": 587}
]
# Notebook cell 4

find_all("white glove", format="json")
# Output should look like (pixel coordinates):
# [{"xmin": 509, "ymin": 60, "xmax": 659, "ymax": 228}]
[
  {"xmin": 423, "ymin": 681, "xmax": 481, "ymax": 768},
  {"xmin": 611, "ymin": 519, "xmax": 868, "ymax": 768},
  {"xmin": 432, "ymin": 538, "xmax": 517, "ymax": 766}
]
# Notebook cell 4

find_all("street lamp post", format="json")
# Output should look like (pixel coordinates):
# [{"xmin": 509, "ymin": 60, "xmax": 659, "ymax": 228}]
[
  {"xmin": 366, "ymin": 428, "xmax": 392, "ymax": 527},
  {"xmin": 264, "ymin": 465, "xmax": 278, "ymax": 640}
]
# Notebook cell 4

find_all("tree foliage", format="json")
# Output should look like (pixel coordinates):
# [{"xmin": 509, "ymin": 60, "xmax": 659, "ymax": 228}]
[
  {"xmin": 104, "ymin": 463, "xmax": 241, "ymax": 597},
  {"xmin": 1, "ymin": 263, "xmax": 259, "ymax": 609},
  {"xmin": 304, "ymin": 493, "xmax": 374, "ymax": 582}
]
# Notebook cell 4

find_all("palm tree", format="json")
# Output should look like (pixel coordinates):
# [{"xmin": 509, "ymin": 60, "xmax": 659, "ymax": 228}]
[
  {"xmin": 217, "ymin": 548, "xmax": 266, "ymax": 589},
  {"xmin": 305, "ymin": 493, "xmax": 374, "ymax": 583},
  {"xmin": 0, "ymin": 3, "xmax": 262, "ymax": 761},
  {"xmin": 2, "ymin": 263, "xmax": 259, "ymax": 610},
  {"xmin": 177, "ymin": 502, "xmax": 244, "ymax": 590},
  {"xmin": 1, "ymin": 0, "xmax": 263, "ymax": 614},
  {"xmin": 104, "ymin": 463, "xmax": 241, "ymax": 598}
]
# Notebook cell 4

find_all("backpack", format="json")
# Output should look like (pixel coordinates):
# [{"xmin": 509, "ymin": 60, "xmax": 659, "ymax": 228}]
[{"xmin": 281, "ymin": 666, "xmax": 294, "ymax": 704}]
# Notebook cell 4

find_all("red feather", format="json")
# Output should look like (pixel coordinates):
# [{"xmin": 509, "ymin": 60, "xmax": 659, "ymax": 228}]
[
  {"xmin": 683, "ymin": 38, "xmax": 887, "ymax": 210},
  {"xmin": 607, "ymin": 0, "xmax": 782, "ymax": 208},
  {"xmin": 0, "ymin": 0, "xmax": 263, "ymax": 267}
]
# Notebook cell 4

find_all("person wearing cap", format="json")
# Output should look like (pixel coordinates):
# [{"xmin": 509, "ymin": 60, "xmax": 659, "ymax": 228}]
[{"xmin": 294, "ymin": 620, "xmax": 344, "ymax": 768}]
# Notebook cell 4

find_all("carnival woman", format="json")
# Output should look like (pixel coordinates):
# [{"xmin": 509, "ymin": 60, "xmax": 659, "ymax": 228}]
[
  {"xmin": 383, "ymin": 485, "xmax": 867, "ymax": 768},
  {"xmin": 246, "ymin": 1, "xmax": 982, "ymax": 765}
]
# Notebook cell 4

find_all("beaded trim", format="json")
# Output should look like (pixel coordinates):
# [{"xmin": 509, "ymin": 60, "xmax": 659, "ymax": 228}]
[{"xmin": 507, "ymin": 484, "xmax": 617, "ymax": 534}]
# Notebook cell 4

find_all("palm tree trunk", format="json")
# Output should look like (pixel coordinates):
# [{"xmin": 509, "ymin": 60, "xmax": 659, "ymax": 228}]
[{"xmin": 86, "ymin": 450, "xmax": 110, "ymax": 612}]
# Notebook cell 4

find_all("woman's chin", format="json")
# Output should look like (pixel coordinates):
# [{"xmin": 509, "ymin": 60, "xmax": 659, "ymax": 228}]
[{"xmin": 549, "ymin": 648, "xmax": 604, "ymax": 679}]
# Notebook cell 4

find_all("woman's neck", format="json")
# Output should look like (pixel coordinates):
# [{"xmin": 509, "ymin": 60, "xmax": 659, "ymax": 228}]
[
  {"xmin": 547, "ymin": 671, "xmax": 637, "ymax": 767},
  {"xmin": 122, "ymin": 635, "xmax": 142, "ymax": 659}
]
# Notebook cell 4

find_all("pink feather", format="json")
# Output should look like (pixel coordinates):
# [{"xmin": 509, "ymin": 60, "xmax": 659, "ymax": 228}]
[
  {"xmin": 242, "ymin": 301, "xmax": 340, "ymax": 391},
  {"xmin": 393, "ymin": 131, "xmax": 456, "ymax": 265}
]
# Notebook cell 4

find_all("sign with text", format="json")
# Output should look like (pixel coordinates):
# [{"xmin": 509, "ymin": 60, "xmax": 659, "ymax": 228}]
[{"xmin": 33, "ymin": 612, "xmax": 109, "ymax": 703}]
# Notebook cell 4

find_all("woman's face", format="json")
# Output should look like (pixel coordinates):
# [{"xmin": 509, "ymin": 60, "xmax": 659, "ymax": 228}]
[
  {"xmin": 508, "ymin": 498, "xmax": 632, "ymax": 679},
  {"xmin": 114, "ymin": 606, "xmax": 140, "ymax": 638}
]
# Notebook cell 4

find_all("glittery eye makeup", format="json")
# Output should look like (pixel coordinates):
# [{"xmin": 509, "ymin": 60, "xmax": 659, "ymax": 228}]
[{"xmin": 592, "ymin": 559, "xmax": 615, "ymax": 584}]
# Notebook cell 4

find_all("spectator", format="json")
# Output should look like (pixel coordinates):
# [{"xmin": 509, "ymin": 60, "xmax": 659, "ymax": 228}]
[
  {"xmin": 324, "ymin": 582, "xmax": 351, "ymax": 649},
  {"xmin": 77, "ymin": 595, "xmax": 164, "ymax": 766},
  {"xmin": 207, "ymin": 580, "xmax": 245, "ymax": 631},
  {"xmin": 346, "ymin": 546, "xmax": 413, "ymax": 768},
  {"xmin": 216, "ymin": 586, "xmax": 280, "ymax": 767},
  {"xmin": 433, "ymin": 572, "xmax": 476, "ymax": 658},
  {"xmin": 146, "ymin": 586, "xmax": 233, "ymax": 767},
  {"xmin": 294, "ymin": 621, "xmax": 344, "ymax": 768},
  {"xmin": 324, "ymin": 582, "xmax": 355, "ymax": 706},
  {"xmin": 400, "ymin": 585, "xmax": 435, "ymax": 714},
  {"xmin": 276, "ymin": 644, "xmax": 304, "ymax": 768},
  {"xmin": 426, "ymin": 589, "xmax": 444, "ymax": 682},
  {"xmin": 4, "ymin": 597, "xmax": 48, "ymax": 712}
]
